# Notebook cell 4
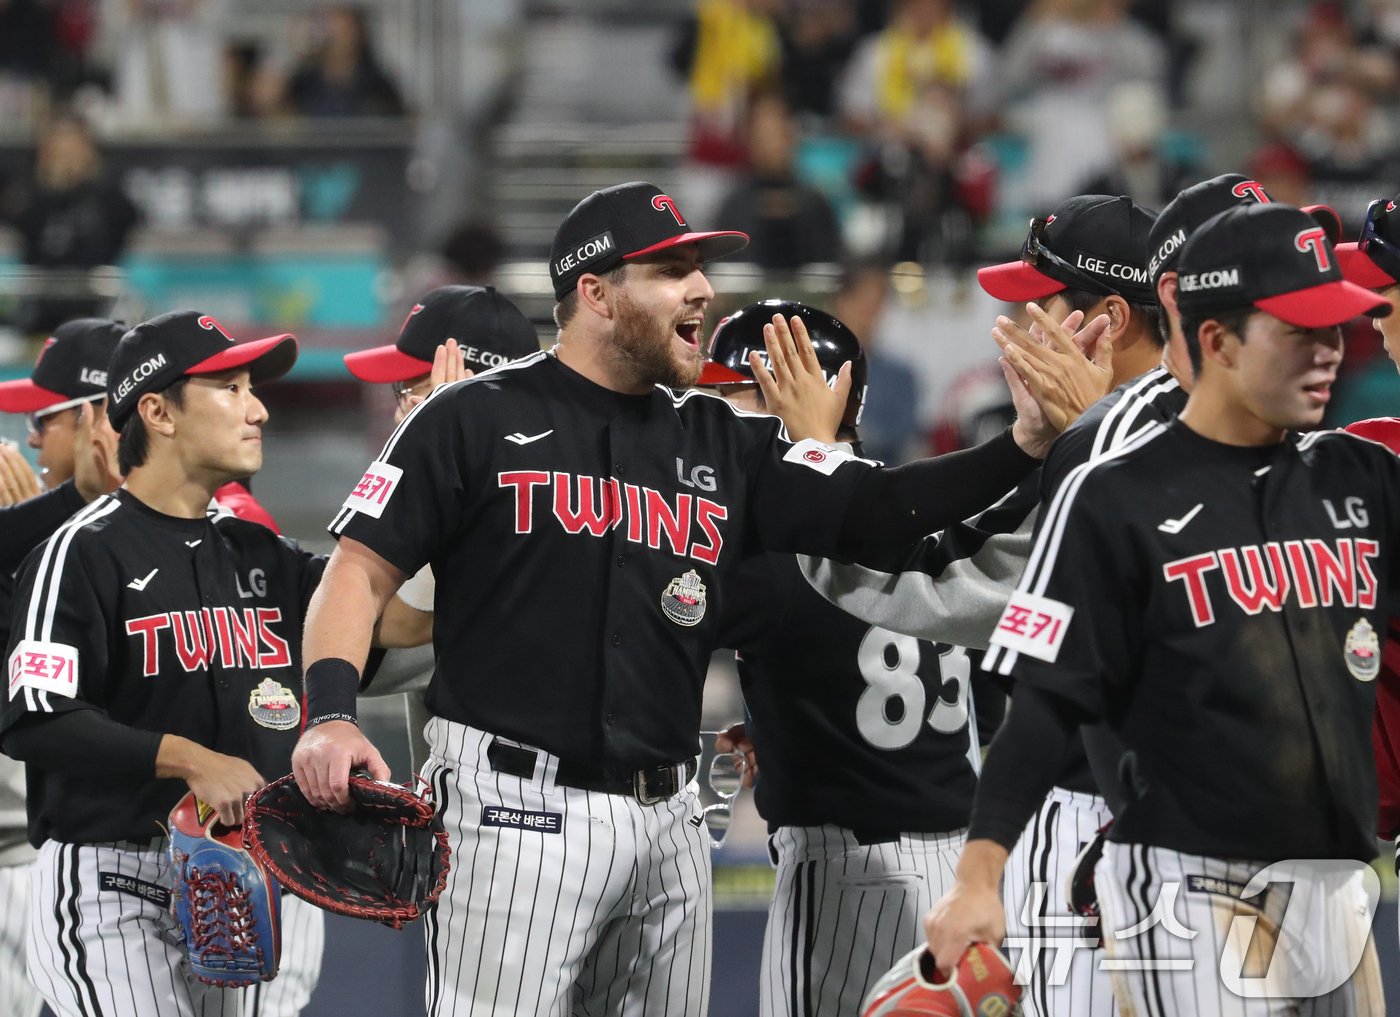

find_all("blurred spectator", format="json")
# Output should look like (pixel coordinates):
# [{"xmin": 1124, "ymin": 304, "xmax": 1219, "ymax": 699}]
[
  {"xmin": 1001, "ymin": 0, "xmax": 1167, "ymax": 207},
  {"xmin": 834, "ymin": 260, "xmax": 921, "ymax": 462},
  {"xmin": 109, "ymin": 0, "xmax": 224, "ymax": 123},
  {"xmin": 288, "ymin": 5, "xmax": 404, "ymax": 118},
  {"xmin": 670, "ymin": 0, "xmax": 782, "ymax": 226},
  {"xmin": 442, "ymin": 223, "xmax": 506, "ymax": 286},
  {"xmin": 774, "ymin": 0, "xmax": 860, "ymax": 120},
  {"xmin": 715, "ymin": 94, "xmax": 842, "ymax": 268},
  {"xmin": 1078, "ymin": 81, "xmax": 1194, "ymax": 207},
  {"xmin": 6, "ymin": 116, "xmax": 136, "ymax": 268},
  {"xmin": 1248, "ymin": 143, "xmax": 1311, "ymax": 208},
  {"xmin": 838, "ymin": 0, "xmax": 995, "ymax": 262}
]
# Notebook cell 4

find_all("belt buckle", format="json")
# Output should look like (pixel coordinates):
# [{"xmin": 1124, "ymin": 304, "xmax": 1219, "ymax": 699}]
[{"xmin": 634, "ymin": 766, "xmax": 675, "ymax": 805}]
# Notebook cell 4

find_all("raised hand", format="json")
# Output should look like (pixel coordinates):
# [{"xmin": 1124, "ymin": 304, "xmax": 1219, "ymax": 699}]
[
  {"xmin": 994, "ymin": 303, "xmax": 1114, "ymax": 433},
  {"xmin": 750, "ymin": 314, "xmax": 850, "ymax": 445},
  {"xmin": 0, "ymin": 440, "xmax": 42, "ymax": 505}
]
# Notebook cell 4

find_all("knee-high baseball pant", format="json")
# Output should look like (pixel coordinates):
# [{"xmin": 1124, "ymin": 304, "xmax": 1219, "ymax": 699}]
[
  {"xmin": 419, "ymin": 718, "xmax": 711, "ymax": 1017},
  {"xmin": 27, "ymin": 839, "xmax": 323, "ymax": 1017},
  {"xmin": 1003, "ymin": 786, "xmax": 1118, "ymax": 1017},
  {"xmin": 759, "ymin": 824, "xmax": 964, "ymax": 1017},
  {"xmin": 1097, "ymin": 843, "xmax": 1384, "ymax": 1017},
  {"xmin": 1, "ymin": 860, "xmax": 42, "ymax": 1017}
]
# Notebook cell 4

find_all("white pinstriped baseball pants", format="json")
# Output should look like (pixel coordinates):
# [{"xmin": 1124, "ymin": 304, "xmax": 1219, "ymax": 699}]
[
  {"xmin": 1096, "ymin": 843, "xmax": 1383, "ymax": 1017},
  {"xmin": 26, "ymin": 839, "xmax": 322, "ymax": 1017},
  {"xmin": 759, "ymin": 824, "xmax": 964, "ymax": 1017},
  {"xmin": 1, "ymin": 861, "xmax": 42, "ymax": 1017},
  {"xmin": 1003, "ymin": 786, "xmax": 1119, "ymax": 1017},
  {"xmin": 419, "ymin": 718, "xmax": 711, "ymax": 1017}
]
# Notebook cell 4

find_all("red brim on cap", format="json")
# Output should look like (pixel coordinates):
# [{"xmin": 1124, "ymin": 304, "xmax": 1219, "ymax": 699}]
[
  {"xmin": 187, "ymin": 334, "xmax": 298, "ymax": 385},
  {"xmin": 976, "ymin": 261, "xmax": 1066, "ymax": 302},
  {"xmin": 1254, "ymin": 279, "xmax": 1392, "ymax": 328},
  {"xmin": 343, "ymin": 344, "xmax": 434, "ymax": 383},
  {"xmin": 1301, "ymin": 204, "xmax": 1344, "ymax": 245},
  {"xmin": 624, "ymin": 231, "xmax": 750, "ymax": 263},
  {"xmin": 0, "ymin": 379, "xmax": 69, "ymax": 413},
  {"xmin": 697, "ymin": 362, "xmax": 752, "ymax": 386},
  {"xmin": 1335, "ymin": 243, "xmax": 1398, "ymax": 289}
]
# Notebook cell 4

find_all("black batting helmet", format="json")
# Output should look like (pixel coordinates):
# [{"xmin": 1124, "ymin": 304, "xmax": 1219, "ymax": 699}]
[{"xmin": 698, "ymin": 299, "xmax": 868, "ymax": 428}]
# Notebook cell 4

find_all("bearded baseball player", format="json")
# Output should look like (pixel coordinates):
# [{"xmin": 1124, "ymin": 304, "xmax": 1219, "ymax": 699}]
[
  {"xmin": 291, "ymin": 180, "xmax": 1075, "ymax": 1017},
  {"xmin": 0, "ymin": 312, "xmax": 421, "ymax": 1017},
  {"xmin": 930, "ymin": 202, "xmax": 1394, "ymax": 1015},
  {"xmin": 702, "ymin": 299, "xmax": 1017, "ymax": 1017},
  {"xmin": 0, "ymin": 319, "xmax": 125, "ymax": 1017}
]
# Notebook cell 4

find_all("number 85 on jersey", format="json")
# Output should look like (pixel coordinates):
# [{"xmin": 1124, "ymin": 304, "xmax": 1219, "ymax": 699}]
[{"xmin": 855, "ymin": 626, "xmax": 971, "ymax": 750}]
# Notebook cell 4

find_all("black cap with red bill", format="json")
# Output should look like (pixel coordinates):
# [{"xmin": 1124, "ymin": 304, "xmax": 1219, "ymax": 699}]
[
  {"xmin": 978, "ymin": 194, "xmax": 1158, "ymax": 306},
  {"xmin": 1336, "ymin": 194, "xmax": 1400, "ymax": 290},
  {"xmin": 106, "ymin": 310, "xmax": 298, "ymax": 430},
  {"xmin": 549, "ymin": 181, "xmax": 749, "ymax": 301},
  {"xmin": 0, "ymin": 318, "xmax": 126, "ymax": 415},
  {"xmin": 1175, "ymin": 203, "xmax": 1390, "ymax": 328}
]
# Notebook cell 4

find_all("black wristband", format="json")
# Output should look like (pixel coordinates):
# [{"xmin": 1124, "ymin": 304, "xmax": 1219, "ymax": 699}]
[{"xmin": 304, "ymin": 658, "xmax": 360, "ymax": 728}]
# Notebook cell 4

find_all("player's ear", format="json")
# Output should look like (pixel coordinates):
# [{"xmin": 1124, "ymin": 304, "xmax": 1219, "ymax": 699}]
[
  {"xmin": 1104, "ymin": 294, "xmax": 1131, "ymax": 339},
  {"xmin": 1197, "ymin": 319, "xmax": 1239, "ymax": 371},
  {"xmin": 1157, "ymin": 272, "xmax": 1179, "ymax": 319},
  {"xmin": 138, "ymin": 391, "xmax": 178, "ymax": 438},
  {"xmin": 576, "ymin": 273, "xmax": 614, "ymax": 321}
]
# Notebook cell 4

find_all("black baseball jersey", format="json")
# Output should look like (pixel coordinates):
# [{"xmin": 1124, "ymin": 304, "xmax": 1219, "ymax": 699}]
[
  {"xmin": 719, "ymin": 552, "xmax": 978, "ymax": 833},
  {"xmin": 0, "ymin": 479, "xmax": 85, "ymax": 651},
  {"xmin": 2, "ymin": 490, "xmax": 325, "ymax": 845},
  {"xmin": 329, "ymin": 351, "xmax": 873, "ymax": 770},
  {"xmin": 1031, "ymin": 365, "xmax": 1188, "ymax": 798},
  {"xmin": 986, "ymin": 421, "xmax": 1400, "ymax": 861}
]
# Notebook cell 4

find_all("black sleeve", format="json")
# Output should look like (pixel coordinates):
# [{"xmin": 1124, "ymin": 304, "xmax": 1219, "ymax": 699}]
[
  {"xmin": 838, "ymin": 428, "xmax": 1038, "ymax": 554},
  {"xmin": 714, "ymin": 554, "xmax": 797, "ymax": 654},
  {"xmin": 967, "ymin": 683, "xmax": 1089, "ymax": 850},
  {"xmin": 2, "ymin": 710, "xmax": 163, "ymax": 777},
  {"xmin": 0, "ymin": 480, "xmax": 84, "ymax": 574}
]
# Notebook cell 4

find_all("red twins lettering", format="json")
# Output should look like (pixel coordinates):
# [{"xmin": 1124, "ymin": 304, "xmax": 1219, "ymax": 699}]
[
  {"xmin": 1295, "ymin": 227, "xmax": 1331, "ymax": 271},
  {"xmin": 498, "ymin": 471, "xmax": 729, "ymax": 565},
  {"xmin": 124, "ymin": 608, "xmax": 293, "ymax": 673},
  {"xmin": 1165, "ymin": 538, "xmax": 1381, "ymax": 625}
]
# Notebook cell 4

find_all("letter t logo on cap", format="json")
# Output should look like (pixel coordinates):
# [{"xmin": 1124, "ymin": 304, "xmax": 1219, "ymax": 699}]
[
  {"xmin": 651, "ymin": 194, "xmax": 686, "ymax": 227},
  {"xmin": 1295, "ymin": 228, "xmax": 1331, "ymax": 272}
]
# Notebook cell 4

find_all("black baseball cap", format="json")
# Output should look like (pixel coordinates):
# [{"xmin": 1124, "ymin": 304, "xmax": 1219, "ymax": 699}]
[
  {"xmin": 344, "ymin": 286, "xmax": 539, "ymax": 383},
  {"xmin": 1147, "ymin": 174, "xmax": 1273, "ymax": 283},
  {"xmin": 978, "ymin": 195, "xmax": 1157, "ymax": 305},
  {"xmin": 1175, "ymin": 203, "xmax": 1390, "ymax": 328},
  {"xmin": 1337, "ymin": 194, "xmax": 1400, "ymax": 289},
  {"xmin": 0, "ymin": 318, "xmax": 126, "ymax": 414},
  {"xmin": 549, "ymin": 181, "xmax": 749, "ymax": 300},
  {"xmin": 107, "ymin": 311, "xmax": 298, "ymax": 429},
  {"xmin": 699, "ymin": 299, "xmax": 868, "ymax": 427}
]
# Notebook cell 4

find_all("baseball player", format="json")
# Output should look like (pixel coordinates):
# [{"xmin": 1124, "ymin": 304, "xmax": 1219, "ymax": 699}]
[
  {"xmin": 0, "ymin": 318, "xmax": 125, "ymax": 1017},
  {"xmin": 291, "ymin": 181, "xmax": 1079, "ymax": 1017},
  {"xmin": 344, "ymin": 284, "xmax": 542, "ymax": 708},
  {"xmin": 0, "ymin": 311, "xmax": 421, "ymax": 1017},
  {"xmin": 1333, "ymin": 192, "xmax": 1400, "ymax": 949},
  {"xmin": 929, "ymin": 202, "xmax": 1393, "ymax": 1014},
  {"xmin": 702, "ymin": 299, "xmax": 1026, "ymax": 1017}
]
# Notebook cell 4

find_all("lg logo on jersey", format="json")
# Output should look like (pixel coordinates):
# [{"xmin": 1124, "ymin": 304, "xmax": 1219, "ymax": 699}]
[
  {"xmin": 1164, "ymin": 537, "xmax": 1379, "ymax": 627},
  {"xmin": 499, "ymin": 471, "xmax": 728, "ymax": 564},
  {"xmin": 675, "ymin": 458, "xmax": 716, "ymax": 492},
  {"xmin": 125, "ymin": 608, "xmax": 292, "ymax": 676},
  {"xmin": 1324, "ymin": 497, "xmax": 1369, "ymax": 529}
]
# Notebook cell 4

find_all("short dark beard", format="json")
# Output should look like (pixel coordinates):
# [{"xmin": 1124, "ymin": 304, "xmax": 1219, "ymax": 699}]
[{"xmin": 609, "ymin": 289, "xmax": 702, "ymax": 389}]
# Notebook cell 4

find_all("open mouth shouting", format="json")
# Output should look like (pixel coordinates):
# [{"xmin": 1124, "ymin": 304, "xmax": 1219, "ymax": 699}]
[{"xmin": 675, "ymin": 319, "xmax": 702, "ymax": 352}]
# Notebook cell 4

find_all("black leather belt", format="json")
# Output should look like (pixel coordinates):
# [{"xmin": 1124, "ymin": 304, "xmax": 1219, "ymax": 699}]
[{"xmin": 487, "ymin": 739, "xmax": 697, "ymax": 805}]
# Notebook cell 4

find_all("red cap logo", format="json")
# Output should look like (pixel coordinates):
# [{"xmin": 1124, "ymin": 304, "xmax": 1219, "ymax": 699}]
[
  {"xmin": 1045, "ymin": 214, "xmax": 1056, "ymax": 224},
  {"xmin": 198, "ymin": 316, "xmax": 235, "ymax": 342},
  {"xmin": 400, "ymin": 303, "xmax": 424, "ymax": 334},
  {"xmin": 1294, "ymin": 227, "xmax": 1332, "ymax": 272},
  {"xmin": 652, "ymin": 194, "xmax": 686, "ymax": 227},
  {"xmin": 1231, "ymin": 180, "xmax": 1271, "ymax": 203},
  {"xmin": 34, "ymin": 336, "xmax": 57, "ymax": 366}
]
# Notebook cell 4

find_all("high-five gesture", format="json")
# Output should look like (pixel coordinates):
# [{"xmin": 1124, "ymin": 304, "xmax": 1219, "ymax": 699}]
[
  {"xmin": 749, "ymin": 314, "xmax": 852, "ymax": 445},
  {"xmin": 994, "ymin": 303, "xmax": 1114, "ymax": 433}
]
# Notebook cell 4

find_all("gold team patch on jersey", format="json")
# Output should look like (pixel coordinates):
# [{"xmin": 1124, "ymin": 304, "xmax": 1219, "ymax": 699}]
[
  {"xmin": 661, "ymin": 570, "xmax": 707, "ymax": 627},
  {"xmin": 1345, "ymin": 617, "xmax": 1381, "ymax": 682},
  {"xmin": 248, "ymin": 678, "xmax": 302, "ymax": 730}
]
